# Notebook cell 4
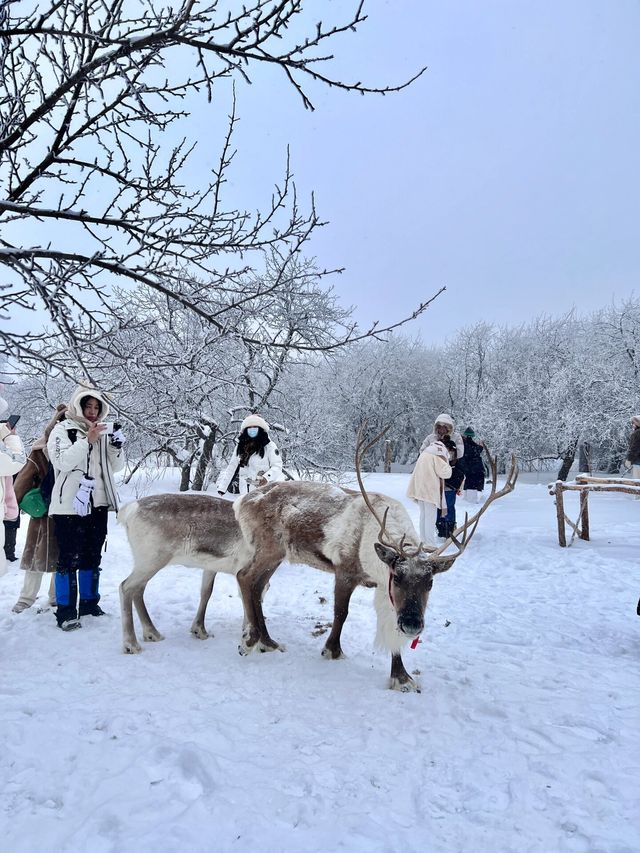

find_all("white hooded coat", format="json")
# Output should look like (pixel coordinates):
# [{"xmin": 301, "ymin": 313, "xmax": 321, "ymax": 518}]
[
  {"xmin": 47, "ymin": 384, "xmax": 125, "ymax": 515},
  {"xmin": 0, "ymin": 395, "xmax": 27, "ymax": 575},
  {"xmin": 216, "ymin": 415, "xmax": 284, "ymax": 496},
  {"xmin": 407, "ymin": 442, "xmax": 452, "ymax": 510}
]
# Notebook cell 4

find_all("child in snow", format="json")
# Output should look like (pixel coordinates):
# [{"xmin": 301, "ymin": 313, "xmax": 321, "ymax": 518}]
[{"xmin": 436, "ymin": 436, "xmax": 465, "ymax": 539}]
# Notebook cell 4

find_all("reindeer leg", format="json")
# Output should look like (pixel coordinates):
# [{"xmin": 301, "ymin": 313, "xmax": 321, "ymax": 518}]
[
  {"xmin": 135, "ymin": 581, "xmax": 165, "ymax": 643},
  {"xmin": 191, "ymin": 570, "xmax": 216, "ymax": 640},
  {"xmin": 120, "ymin": 576, "xmax": 142, "ymax": 654},
  {"xmin": 389, "ymin": 652, "xmax": 420, "ymax": 693},
  {"xmin": 322, "ymin": 574, "xmax": 358, "ymax": 660},
  {"xmin": 252, "ymin": 568, "xmax": 284, "ymax": 653},
  {"xmin": 237, "ymin": 562, "xmax": 282, "ymax": 655}
]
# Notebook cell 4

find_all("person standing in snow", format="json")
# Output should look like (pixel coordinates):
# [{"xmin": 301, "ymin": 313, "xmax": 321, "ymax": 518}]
[
  {"xmin": 436, "ymin": 436, "xmax": 465, "ymax": 539},
  {"xmin": 407, "ymin": 440, "xmax": 452, "ymax": 547},
  {"xmin": 420, "ymin": 413, "xmax": 464, "ymax": 461},
  {"xmin": 216, "ymin": 414, "xmax": 284, "ymax": 497},
  {"xmin": 0, "ymin": 393, "xmax": 27, "ymax": 578},
  {"xmin": 11, "ymin": 404, "xmax": 68, "ymax": 614},
  {"xmin": 459, "ymin": 426, "xmax": 486, "ymax": 504},
  {"xmin": 48, "ymin": 384, "xmax": 125, "ymax": 631},
  {"xmin": 624, "ymin": 415, "xmax": 640, "ymax": 481}
]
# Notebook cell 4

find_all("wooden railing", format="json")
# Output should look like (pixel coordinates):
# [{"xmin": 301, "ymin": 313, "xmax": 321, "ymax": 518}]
[{"xmin": 548, "ymin": 475, "xmax": 640, "ymax": 546}]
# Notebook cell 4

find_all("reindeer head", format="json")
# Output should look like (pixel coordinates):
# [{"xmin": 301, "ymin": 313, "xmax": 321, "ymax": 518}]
[{"xmin": 356, "ymin": 423, "xmax": 518, "ymax": 640}]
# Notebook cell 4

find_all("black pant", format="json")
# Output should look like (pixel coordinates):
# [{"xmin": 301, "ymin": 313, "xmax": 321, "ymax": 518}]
[
  {"xmin": 4, "ymin": 519, "xmax": 19, "ymax": 559},
  {"xmin": 53, "ymin": 507, "xmax": 108, "ymax": 621}
]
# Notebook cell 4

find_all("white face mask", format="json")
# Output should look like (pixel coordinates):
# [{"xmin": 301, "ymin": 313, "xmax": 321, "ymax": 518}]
[{"xmin": 246, "ymin": 427, "xmax": 259, "ymax": 438}]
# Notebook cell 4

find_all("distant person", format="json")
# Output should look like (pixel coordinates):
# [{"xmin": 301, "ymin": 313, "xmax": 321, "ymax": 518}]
[
  {"xmin": 625, "ymin": 415, "xmax": 640, "ymax": 480},
  {"xmin": 216, "ymin": 415, "xmax": 284, "ymax": 497},
  {"xmin": 407, "ymin": 440, "xmax": 452, "ymax": 547},
  {"xmin": 460, "ymin": 426, "xmax": 486, "ymax": 504},
  {"xmin": 420, "ymin": 413, "xmax": 464, "ymax": 461},
  {"xmin": 48, "ymin": 384, "xmax": 126, "ymax": 631},
  {"xmin": 436, "ymin": 436, "xmax": 465, "ymax": 539},
  {"xmin": 12, "ymin": 405, "xmax": 67, "ymax": 613},
  {"xmin": 0, "ymin": 394, "xmax": 27, "ymax": 578}
]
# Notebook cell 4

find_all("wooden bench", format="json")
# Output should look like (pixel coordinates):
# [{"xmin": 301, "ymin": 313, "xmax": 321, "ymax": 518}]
[{"xmin": 548, "ymin": 475, "xmax": 640, "ymax": 546}]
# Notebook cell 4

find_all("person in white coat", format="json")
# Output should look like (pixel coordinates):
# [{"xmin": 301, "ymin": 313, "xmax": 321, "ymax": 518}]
[
  {"xmin": 47, "ymin": 383, "xmax": 125, "ymax": 630},
  {"xmin": 216, "ymin": 414, "xmax": 283, "ymax": 497},
  {"xmin": 407, "ymin": 440, "xmax": 452, "ymax": 547},
  {"xmin": 0, "ymin": 395, "xmax": 27, "ymax": 578},
  {"xmin": 420, "ymin": 413, "xmax": 465, "ymax": 461}
]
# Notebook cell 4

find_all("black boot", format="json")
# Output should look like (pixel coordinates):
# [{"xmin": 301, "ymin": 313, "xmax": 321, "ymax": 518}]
[
  {"xmin": 79, "ymin": 601, "xmax": 106, "ymax": 617},
  {"xmin": 4, "ymin": 524, "xmax": 18, "ymax": 561},
  {"xmin": 56, "ymin": 604, "xmax": 82, "ymax": 631}
]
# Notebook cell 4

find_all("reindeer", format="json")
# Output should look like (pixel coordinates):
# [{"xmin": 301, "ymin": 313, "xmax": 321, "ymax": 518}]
[
  {"xmin": 118, "ymin": 495, "xmax": 249, "ymax": 653},
  {"xmin": 231, "ymin": 428, "xmax": 518, "ymax": 691},
  {"xmin": 118, "ymin": 431, "xmax": 517, "ymax": 691}
]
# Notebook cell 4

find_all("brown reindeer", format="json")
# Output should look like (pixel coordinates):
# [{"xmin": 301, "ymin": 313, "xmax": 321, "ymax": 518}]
[{"xmin": 232, "ymin": 429, "xmax": 518, "ymax": 690}]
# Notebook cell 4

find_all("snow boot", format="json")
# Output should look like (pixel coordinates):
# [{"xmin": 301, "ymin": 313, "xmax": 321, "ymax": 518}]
[
  {"xmin": 4, "ymin": 525, "xmax": 17, "ymax": 561},
  {"xmin": 78, "ymin": 567, "xmax": 103, "ymax": 616}
]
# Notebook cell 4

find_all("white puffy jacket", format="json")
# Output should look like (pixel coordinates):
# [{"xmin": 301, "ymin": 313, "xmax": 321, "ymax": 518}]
[
  {"xmin": 216, "ymin": 441, "xmax": 283, "ymax": 496},
  {"xmin": 47, "ymin": 383, "xmax": 125, "ymax": 514},
  {"xmin": 0, "ymin": 427, "xmax": 27, "ymax": 576}
]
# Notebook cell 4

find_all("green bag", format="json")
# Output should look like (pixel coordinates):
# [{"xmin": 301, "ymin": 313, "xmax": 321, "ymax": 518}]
[{"xmin": 19, "ymin": 486, "xmax": 48, "ymax": 518}]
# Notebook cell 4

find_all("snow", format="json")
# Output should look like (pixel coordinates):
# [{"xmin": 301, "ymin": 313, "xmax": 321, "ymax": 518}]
[{"xmin": 1, "ymin": 471, "xmax": 638, "ymax": 852}]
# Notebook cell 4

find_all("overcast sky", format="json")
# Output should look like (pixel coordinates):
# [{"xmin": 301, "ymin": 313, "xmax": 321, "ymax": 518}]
[{"xmin": 201, "ymin": 0, "xmax": 639, "ymax": 344}]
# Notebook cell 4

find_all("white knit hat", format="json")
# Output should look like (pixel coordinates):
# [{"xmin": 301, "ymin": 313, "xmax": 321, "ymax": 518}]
[
  {"xmin": 434, "ymin": 413, "xmax": 455, "ymax": 430},
  {"xmin": 240, "ymin": 414, "xmax": 270, "ymax": 434}
]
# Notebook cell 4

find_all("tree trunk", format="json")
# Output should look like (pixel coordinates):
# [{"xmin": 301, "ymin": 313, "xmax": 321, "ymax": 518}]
[
  {"xmin": 557, "ymin": 438, "xmax": 579, "ymax": 481},
  {"xmin": 578, "ymin": 442, "xmax": 592, "ymax": 474},
  {"xmin": 179, "ymin": 463, "xmax": 191, "ymax": 492},
  {"xmin": 191, "ymin": 431, "xmax": 217, "ymax": 491}
]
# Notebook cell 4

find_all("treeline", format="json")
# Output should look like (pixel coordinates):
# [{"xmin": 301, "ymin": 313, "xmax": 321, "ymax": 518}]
[{"xmin": 6, "ymin": 297, "xmax": 639, "ymax": 484}]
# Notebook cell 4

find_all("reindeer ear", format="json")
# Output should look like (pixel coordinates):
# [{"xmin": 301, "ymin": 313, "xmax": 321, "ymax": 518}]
[
  {"xmin": 429, "ymin": 556, "xmax": 457, "ymax": 575},
  {"xmin": 374, "ymin": 542, "xmax": 397, "ymax": 566}
]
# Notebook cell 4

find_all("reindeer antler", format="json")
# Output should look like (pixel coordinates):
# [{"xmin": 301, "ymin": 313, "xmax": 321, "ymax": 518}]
[
  {"xmin": 421, "ymin": 445, "xmax": 518, "ymax": 565},
  {"xmin": 355, "ymin": 422, "xmax": 417, "ymax": 558}
]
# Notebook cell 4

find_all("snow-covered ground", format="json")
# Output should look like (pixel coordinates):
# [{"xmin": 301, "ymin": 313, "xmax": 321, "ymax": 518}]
[{"xmin": 1, "ymin": 471, "xmax": 638, "ymax": 853}]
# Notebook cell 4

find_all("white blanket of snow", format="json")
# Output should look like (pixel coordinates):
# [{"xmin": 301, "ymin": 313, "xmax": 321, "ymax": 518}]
[{"xmin": 1, "ymin": 472, "xmax": 638, "ymax": 853}]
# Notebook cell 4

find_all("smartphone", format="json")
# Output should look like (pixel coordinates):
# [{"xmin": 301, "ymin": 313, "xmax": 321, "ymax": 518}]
[
  {"xmin": 101, "ymin": 422, "xmax": 115, "ymax": 434},
  {"xmin": 1, "ymin": 414, "xmax": 20, "ymax": 430}
]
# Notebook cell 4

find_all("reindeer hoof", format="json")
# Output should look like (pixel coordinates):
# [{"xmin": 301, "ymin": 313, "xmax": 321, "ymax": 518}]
[
  {"xmin": 190, "ymin": 625, "xmax": 210, "ymax": 640},
  {"xmin": 143, "ymin": 629, "xmax": 164, "ymax": 643},
  {"xmin": 321, "ymin": 646, "xmax": 345, "ymax": 660},
  {"xmin": 238, "ymin": 641, "xmax": 255, "ymax": 656},
  {"xmin": 258, "ymin": 640, "xmax": 285, "ymax": 653},
  {"xmin": 123, "ymin": 641, "xmax": 142, "ymax": 654},
  {"xmin": 389, "ymin": 677, "xmax": 421, "ymax": 693}
]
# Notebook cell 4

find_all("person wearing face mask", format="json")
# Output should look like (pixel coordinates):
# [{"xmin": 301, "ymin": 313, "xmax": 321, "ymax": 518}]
[
  {"xmin": 47, "ymin": 383, "xmax": 126, "ymax": 631},
  {"xmin": 216, "ymin": 414, "xmax": 284, "ymax": 497}
]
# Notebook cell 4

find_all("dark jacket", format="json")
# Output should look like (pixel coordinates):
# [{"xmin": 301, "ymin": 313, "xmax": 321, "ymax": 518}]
[
  {"xmin": 628, "ymin": 429, "xmax": 640, "ymax": 465},
  {"xmin": 459, "ymin": 436, "xmax": 485, "ymax": 490},
  {"xmin": 444, "ymin": 463, "xmax": 465, "ymax": 493}
]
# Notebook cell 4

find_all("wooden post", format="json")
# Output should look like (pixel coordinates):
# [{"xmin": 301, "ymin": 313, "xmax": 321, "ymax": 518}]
[
  {"xmin": 555, "ymin": 483, "xmax": 567, "ymax": 547},
  {"xmin": 579, "ymin": 489, "xmax": 590, "ymax": 541},
  {"xmin": 384, "ymin": 439, "xmax": 392, "ymax": 474}
]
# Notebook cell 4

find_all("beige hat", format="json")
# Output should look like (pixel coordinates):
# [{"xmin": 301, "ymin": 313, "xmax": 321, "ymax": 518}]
[{"xmin": 240, "ymin": 414, "xmax": 270, "ymax": 434}]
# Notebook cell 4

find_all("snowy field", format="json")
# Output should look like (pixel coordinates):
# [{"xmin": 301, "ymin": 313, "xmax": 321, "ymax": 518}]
[{"xmin": 1, "ymin": 470, "xmax": 638, "ymax": 853}]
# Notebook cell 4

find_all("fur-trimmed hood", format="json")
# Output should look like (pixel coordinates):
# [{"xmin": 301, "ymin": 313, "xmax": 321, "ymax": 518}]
[
  {"xmin": 66, "ymin": 383, "xmax": 110, "ymax": 428},
  {"xmin": 434, "ymin": 413, "xmax": 455, "ymax": 433},
  {"xmin": 240, "ymin": 414, "xmax": 270, "ymax": 434}
]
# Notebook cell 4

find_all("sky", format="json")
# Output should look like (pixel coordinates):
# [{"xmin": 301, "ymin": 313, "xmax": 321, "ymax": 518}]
[
  {"xmin": 1, "ymin": 468, "xmax": 638, "ymax": 851},
  {"xmin": 200, "ymin": 0, "xmax": 640, "ymax": 344}
]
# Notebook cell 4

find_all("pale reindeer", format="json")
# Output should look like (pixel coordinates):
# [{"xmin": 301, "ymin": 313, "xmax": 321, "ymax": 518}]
[{"xmin": 118, "ymin": 429, "xmax": 517, "ymax": 691}]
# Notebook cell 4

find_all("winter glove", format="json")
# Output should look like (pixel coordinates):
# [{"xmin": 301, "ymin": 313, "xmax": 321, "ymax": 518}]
[
  {"xmin": 109, "ymin": 428, "xmax": 126, "ymax": 449},
  {"xmin": 0, "ymin": 423, "xmax": 12, "ymax": 441},
  {"xmin": 73, "ymin": 476, "xmax": 95, "ymax": 517}
]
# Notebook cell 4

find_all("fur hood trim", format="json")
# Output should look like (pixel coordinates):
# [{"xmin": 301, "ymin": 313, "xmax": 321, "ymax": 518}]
[
  {"xmin": 240, "ymin": 414, "xmax": 270, "ymax": 434},
  {"xmin": 67, "ymin": 382, "xmax": 111, "ymax": 427}
]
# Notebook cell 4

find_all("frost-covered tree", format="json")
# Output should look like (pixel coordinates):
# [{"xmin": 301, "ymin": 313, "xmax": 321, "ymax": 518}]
[{"xmin": 0, "ymin": 0, "xmax": 434, "ymax": 375}]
